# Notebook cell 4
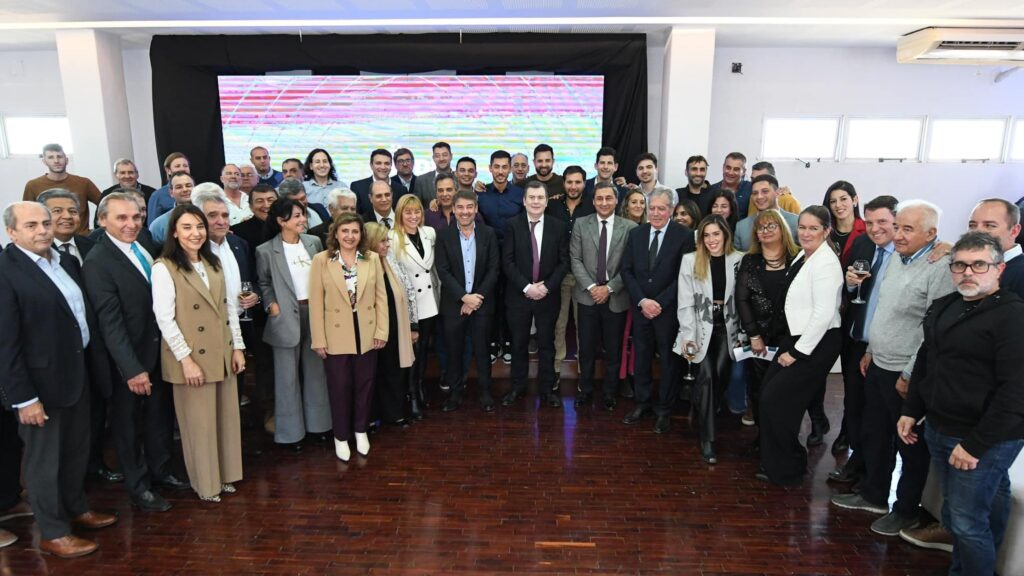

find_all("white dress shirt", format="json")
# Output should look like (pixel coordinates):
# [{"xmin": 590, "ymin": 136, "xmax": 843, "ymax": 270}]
[
  {"xmin": 586, "ymin": 214, "xmax": 616, "ymax": 291},
  {"xmin": 210, "ymin": 238, "xmax": 242, "ymax": 308},
  {"xmin": 373, "ymin": 209, "xmax": 397, "ymax": 228},
  {"xmin": 226, "ymin": 193, "xmax": 253, "ymax": 225},
  {"xmin": 53, "ymin": 237, "xmax": 82, "ymax": 264},
  {"xmin": 523, "ymin": 213, "xmax": 545, "ymax": 292},
  {"xmin": 151, "ymin": 260, "xmax": 245, "ymax": 361},
  {"xmin": 106, "ymin": 232, "xmax": 153, "ymax": 281}
]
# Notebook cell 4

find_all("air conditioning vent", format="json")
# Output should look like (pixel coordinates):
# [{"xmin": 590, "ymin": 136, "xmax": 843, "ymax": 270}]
[
  {"xmin": 935, "ymin": 40, "xmax": 1022, "ymax": 50},
  {"xmin": 898, "ymin": 28, "xmax": 1024, "ymax": 65}
]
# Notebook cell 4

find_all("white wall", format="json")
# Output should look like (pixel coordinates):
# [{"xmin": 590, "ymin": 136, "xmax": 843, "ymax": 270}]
[{"xmin": 706, "ymin": 46, "xmax": 1024, "ymax": 241}]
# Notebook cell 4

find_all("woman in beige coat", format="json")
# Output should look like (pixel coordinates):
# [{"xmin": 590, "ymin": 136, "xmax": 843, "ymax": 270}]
[
  {"xmin": 309, "ymin": 213, "xmax": 388, "ymax": 462},
  {"xmin": 152, "ymin": 205, "xmax": 246, "ymax": 502}
]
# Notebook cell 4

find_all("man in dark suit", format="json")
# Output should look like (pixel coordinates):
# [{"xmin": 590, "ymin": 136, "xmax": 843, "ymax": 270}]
[
  {"xmin": 0, "ymin": 202, "xmax": 117, "ymax": 558},
  {"xmin": 95, "ymin": 159, "xmax": 156, "ymax": 227},
  {"xmin": 829, "ymin": 195, "xmax": 899, "ymax": 484},
  {"xmin": 571, "ymin": 182, "xmax": 638, "ymax": 410},
  {"xmin": 83, "ymin": 193, "xmax": 189, "ymax": 514},
  {"xmin": 621, "ymin": 188, "xmax": 695, "ymax": 433},
  {"xmin": 501, "ymin": 181, "xmax": 570, "ymax": 408},
  {"xmin": 413, "ymin": 141, "xmax": 453, "ymax": 206},
  {"xmin": 969, "ymin": 198, "xmax": 1024, "ymax": 299},
  {"xmin": 0, "ymin": 246, "xmax": 29, "ymax": 551},
  {"xmin": 391, "ymin": 147, "xmax": 417, "ymax": 202},
  {"xmin": 351, "ymin": 148, "xmax": 394, "ymax": 215},
  {"xmin": 361, "ymin": 181, "xmax": 396, "ymax": 229},
  {"xmin": 435, "ymin": 190, "xmax": 501, "ymax": 412}
]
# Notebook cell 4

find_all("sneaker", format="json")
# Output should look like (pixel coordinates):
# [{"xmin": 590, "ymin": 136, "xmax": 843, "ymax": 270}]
[
  {"xmin": 871, "ymin": 511, "xmax": 919, "ymax": 536},
  {"xmin": 502, "ymin": 344, "xmax": 512, "ymax": 364},
  {"xmin": 830, "ymin": 493, "xmax": 888, "ymax": 515},
  {"xmin": 900, "ymin": 521, "xmax": 954, "ymax": 553},
  {"xmin": 528, "ymin": 338, "xmax": 539, "ymax": 355},
  {"xmin": 239, "ymin": 394, "xmax": 251, "ymax": 407},
  {"xmin": 741, "ymin": 406, "xmax": 755, "ymax": 426}
]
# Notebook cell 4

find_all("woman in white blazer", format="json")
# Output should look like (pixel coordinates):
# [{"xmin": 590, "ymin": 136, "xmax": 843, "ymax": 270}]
[
  {"xmin": 758, "ymin": 206, "xmax": 844, "ymax": 486},
  {"xmin": 389, "ymin": 195, "xmax": 438, "ymax": 419},
  {"xmin": 677, "ymin": 215, "xmax": 744, "ymax": 465}
]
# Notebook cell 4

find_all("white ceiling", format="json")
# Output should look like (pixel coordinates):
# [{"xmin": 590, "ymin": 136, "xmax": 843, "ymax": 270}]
[{"xmin": 1, "ymin": 0, "xmax": 1023, "ymax": 51}]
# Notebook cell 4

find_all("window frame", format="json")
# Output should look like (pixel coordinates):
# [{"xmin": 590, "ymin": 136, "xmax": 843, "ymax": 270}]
[
  {"xmin": 0, "ymin": 114, "xmax": 73, "ymax": 158},
  {"xmin": 840, "ymin": 115, "xmax": 927, "ymax": 162},
  {"xmin": 759, "ymin": 115, "xmax": 842, "ymax": 163},
  {"xmin": 1007, "ymin": 117, "xmax": 1024, "ymax": 163},
  {"xmin": 924, "ymin": 116, "xmax": 1010, "ymax": 163}
]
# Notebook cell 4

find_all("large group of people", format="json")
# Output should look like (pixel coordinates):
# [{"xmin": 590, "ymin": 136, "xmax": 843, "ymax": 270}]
[{"xmin": 2, "ymin": 141, "xmax": 1022, "ymax": 576}]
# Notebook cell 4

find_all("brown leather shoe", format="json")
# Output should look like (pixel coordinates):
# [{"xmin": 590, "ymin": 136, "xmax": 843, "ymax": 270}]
[
  {"xmin": 0, "ymin": 528, "xmax": 17, "ymax": 548},
  {"xmin": 71, "ymin": 510, "xmax": 118, "ymax": 530},
  {"xmin": 39, "ymin": 535, "xmax": 97, "ymax": 558}
]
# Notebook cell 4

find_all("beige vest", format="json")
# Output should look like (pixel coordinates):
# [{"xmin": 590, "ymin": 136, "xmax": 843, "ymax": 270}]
[{"xmin": 158, "ymin": 257, "xmax": 233, "ymax": 384}]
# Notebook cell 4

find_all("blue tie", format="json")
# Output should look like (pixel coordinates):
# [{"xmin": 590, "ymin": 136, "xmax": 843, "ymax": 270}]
[
  {"xmin": 130, "ymin": 242, "xmax": 151, "ymax": 282},
  {"xmin": 852, "ymin": 246, "xmax": 886, "ymax": 342}
]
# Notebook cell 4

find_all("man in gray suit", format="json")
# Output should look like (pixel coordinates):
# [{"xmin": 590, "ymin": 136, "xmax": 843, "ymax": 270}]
[
  {"xmin": 734, "ymin": 174, "xmax": 799, "ymax": 251},
  {"xmin": 570, "ymin": 182, "xmax": 638, "ymax": 410},
  {"xmin": 413, "ymin": 141, "xmax": 453, "ymax": 206}
]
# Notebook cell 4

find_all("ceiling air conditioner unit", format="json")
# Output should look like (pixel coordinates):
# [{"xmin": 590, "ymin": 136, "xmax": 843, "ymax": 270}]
[{"xmin": 897, "ymin": 28, "xmax": 1024, "ymax": 65}]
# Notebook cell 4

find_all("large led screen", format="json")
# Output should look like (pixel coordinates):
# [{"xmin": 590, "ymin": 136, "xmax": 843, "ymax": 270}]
[{"xmin": 219, "ymin": 75, "xmax": 605, "ymax": 185}]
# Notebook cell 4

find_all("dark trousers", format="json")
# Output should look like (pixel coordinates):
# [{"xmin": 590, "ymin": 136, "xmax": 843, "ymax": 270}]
[
  {"xmin": 631, "ymin": 311, "xmax": 680, "ymax": 417},
  {"xmin": 324, "ymin": 351, "xmax": 378, "ymax": 440},
  {"xmin": 839, "ymin": 337, "xmax": 868, "ymax": 472},
  {"xmin": 508, "ymin": 299, "xmax": 559, "ymax": 396},
  {"xmin": 443, "ymin": 311, "xmax": 494, "ymax": 401},
  {"xmin": 491, "ymin": 271, "xmax": 511, "ymax": 351},
  {"xmin": 245, "ymin": 321, "xmax": 276, "ymax": 418},
  {"xmin": 859, "ymin": 363, "xmax": 930, "ymax": 515},
  {"xmin": 374, "ymin": 334, "xmax": 408, "ymax": 424},
  {"xmin": 19, "ymin": 392, "xmax": 91, "ymax": 540},
  {"xmin": 693, "ymin": 323, "xmax": 732, "ymax": 444},
  {"xmin": 409, "ymin": 316, "xmax": 436, "ymax": 391},
  {"xmin": 577, "ymin": 302, "xmax": 627, "ymax": 400},
  {"xmin": 759, "ymin": 329, "xmax": 842, "ymax": 485},
  {"xmin": 747, "ymin": 357, "xmax": 771, "ymax": 427},
  {"xmin": 87, "ymin": 384, "xmax": 110, "ymax": 473},
  {"xmin": 0, "ymin": 409, "xmax": 23, "ymax": 510},
  {"xmin": 109, "ymin": 375, "xmax": 175, "ymax": 497}
]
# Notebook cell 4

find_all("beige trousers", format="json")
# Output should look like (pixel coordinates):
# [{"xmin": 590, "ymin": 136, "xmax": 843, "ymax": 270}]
[{"xmin": 172, "ymin": 374, "xmax": 243, "ymax": 499}]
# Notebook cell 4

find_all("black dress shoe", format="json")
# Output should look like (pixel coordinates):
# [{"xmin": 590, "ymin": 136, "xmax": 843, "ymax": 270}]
[
  {"xmin": 827, "ymin": 463, "xmax": 862, "ymax": 483},
  {"xmin": 367, "ymin": 422, "xmax": 381, "ymax": 435},
  {"xmin": 546, "ymin": 394, "xmax": 562, "ymax": 408},
  {"xmin": 131, "ymin": 490, "xmax": 172, "ymax": 512},
  {"xmin": 501, "ymin": 389, "xmax": 524, "ymax": 407},
  {"xmin": 807, "ymin": 418, "xmax": 830, "ymax": 447},
  {"xmin": 653, "ymin": 415, "xmax": 671, "ymax": 434},
  {"xmin": 480, "ymin": 397, "xmax": 496, "ymax": 412},
  {"xmin": 622, "ymin": 407, "xmax": 650, "ymax": 424},
  {"xmin": 755, "ymin": 468, "xmax": 770, "ymax": 482},
  {"xmin": 152, "ymin": 474, "xmax": 190, "ymax": 491},
  {"xmin": 552, "ymin": 374, "xmax": 561, "ymax": 392},
  {"xmin": 279, "ymin": 441, "xmax": 303, "ymax": 453},
  {"xmin": 831, "ymin": 431, "xmax": 850, "ymax": 454},
  {"xmin": 91, "ymin": 465, "xmax": 124, "ymax": 484},
  {"xmin": 700, "ymin": 441, "xmax": 717, "ymax": 464},
  {"xmin": 604, "ymin": 397, "xmax": 617, "ymax": 411},
  {"xmin": 574, "ymin": 393, "xmax": 592, "ymax": 408},
  {"xmin": 442, "ymin": 396, "xmax": 462, "ymax": 412},
  {"xmin": 619, "ymin": 378, "xmax": 634, "ymax": 399}
]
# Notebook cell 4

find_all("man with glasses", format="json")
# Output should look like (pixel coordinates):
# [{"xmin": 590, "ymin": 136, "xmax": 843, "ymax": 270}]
[
  {"xmin": 391, "ymin": 148, "xmax": 417, "ymax": 200},
  {"xmin": 898, "ymin": 231, "xmax": 1024, "ymax": 576}
]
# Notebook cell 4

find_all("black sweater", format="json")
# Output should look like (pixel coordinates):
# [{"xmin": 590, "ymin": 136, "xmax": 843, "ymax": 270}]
[{"xmin": 904, "ymin": 290, "xmax": 1024, "ymax": 457}]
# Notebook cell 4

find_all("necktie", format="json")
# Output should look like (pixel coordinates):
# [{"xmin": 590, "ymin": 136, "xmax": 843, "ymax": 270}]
[
  {"xmin": 852, "ymin": 246, "xmax": 886, "ymax": 341},
  {"xmin": 382, "ymin": 217, "xmax": 392, "ymax": 229},
  {"xmin": 648, "ymin": 229, "xmax": 661, "ymax": 270},
  {"xmin": 58, "ymin": 243, "xmax": 70, "ymax": 254},
  {"xmin": 530, "ymin": 220, "xmax": 540, "ymax": 283},
  {"xmin": 596, "ymin": 220, "xmax": 608, "ymax": 284},
  {"xmin": 130, "ymin": 242, "xmax": 152, "ymax": 283}
]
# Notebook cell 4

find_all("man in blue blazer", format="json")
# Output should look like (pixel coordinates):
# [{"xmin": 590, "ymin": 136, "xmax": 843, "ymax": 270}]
[{"xmin": 351, "ymin": 148, "xmax": 394, "ymax": 215}]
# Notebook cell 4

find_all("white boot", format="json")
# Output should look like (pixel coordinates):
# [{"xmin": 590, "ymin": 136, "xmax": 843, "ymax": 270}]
[
  {"xmin": 355, "ymin": 432, "xmax": 370, "ymax": 456},
  {"xmin": 334, "ymin": 438, "xmax": 350, "ymax": 462}
]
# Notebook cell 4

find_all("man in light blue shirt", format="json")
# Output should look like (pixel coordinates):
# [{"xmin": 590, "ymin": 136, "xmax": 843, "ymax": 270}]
[{"xmin": 148, "ymin": 172, "xmax": 194, "ymax": 245}]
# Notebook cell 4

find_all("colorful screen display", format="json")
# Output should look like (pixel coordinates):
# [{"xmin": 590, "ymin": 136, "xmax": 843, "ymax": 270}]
[{"xmin": 218, "ymin": 75, "xmax": 605, "ymax": 185}]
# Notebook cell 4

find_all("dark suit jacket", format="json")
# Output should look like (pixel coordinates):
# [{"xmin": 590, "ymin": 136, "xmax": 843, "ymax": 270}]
[
  {"xmin": 841, "ymin": 234, "xmax": 878, "ymax": 333},
  {"xmin": 225, "ymin": 233, "xmax": 254, "ymax": 285},
  {"xmin": 621, "ymin": 221, "xmax": 695, "ymax": 313},
  {"xmin": 1000, "ymin": 254, "xmax": 1024, "ymax": 300},
  {"xmin": 308, "ymin": 222, "xmax": 329, "ymax": 248},
  {"xmin": 0, "ymin": 247, "xmax": 109, "ymax": 408},
  {"xmin": 435, "ymin": 223, "xmax": 500, "ymax": 317},
  {"xmin": 54, "ymin": 234, "xmax": 96, "ymax": 263},
  {"xmin": 501, "ymin": 213, "xmax": 569, "ymax": 309},
  {"xmin": 81, "ymin": 234, "xmax": 162, "ymax": 382},
  {"xmin": 230, "ymin": 216, "xmax": 270, "ymax": 266},
  {"xmin": 351, "ymin": 177, "xmax": 374, "ymax": 215},
  {"xmin": 89, "ymin": 226, "xmax": 159, "ymax": 257},
  {"xmin": 391, "ymin": 174, "xmax": 416, "ymax": 202}
]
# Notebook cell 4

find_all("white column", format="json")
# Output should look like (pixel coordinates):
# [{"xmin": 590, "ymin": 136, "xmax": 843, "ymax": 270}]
[
  {"xmin": 55, "ymin": 29, "xmax": 133, "ymax": 186},
  {"xmin": 658, "ymin": 28, "xmax": 716, "ymax": 188}
]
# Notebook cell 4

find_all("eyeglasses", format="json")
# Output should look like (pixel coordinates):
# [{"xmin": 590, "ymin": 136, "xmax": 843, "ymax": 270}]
[
  {"xmin": 949, "ymin": 260, "xmax": 997, "ymax": 274},
  {"xmin": 756, "ymin": 223, "xmax": 779, "ymax": 233}
]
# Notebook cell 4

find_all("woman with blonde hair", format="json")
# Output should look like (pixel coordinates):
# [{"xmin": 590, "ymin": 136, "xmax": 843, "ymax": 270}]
[
  {"xmin": 389, "ymin": 195, "xmax": 436, "ymax": 419},
  {"xmin": 364, "ymin": 222, "xmax": 417, "ymax": 427},
  {"xmin": 620, "ymin": 188, "xmax": 647, "ymax": 225},
  {"xmin": 677, "ymin": 214, "xmax": 744, "ymax": 464},
  {"xmin": 309, "ymin": 213, "xmax": 388, "ymax": 461}
]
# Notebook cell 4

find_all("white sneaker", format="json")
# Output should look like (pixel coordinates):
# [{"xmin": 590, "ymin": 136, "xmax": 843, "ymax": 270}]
[
  {"xmin": 334, "ymin": 438, "xmax": 350, "ymax": 462},
  {"xmin": 355, "ymin": 432, "xmax": 370, "ymax": 456}
]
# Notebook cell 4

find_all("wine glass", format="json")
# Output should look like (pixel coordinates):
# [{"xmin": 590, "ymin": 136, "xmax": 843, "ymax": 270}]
[
  {"xmin": 239, "ymin": 281, "xmax": 254, "ymax": 321},
  {"xmin": 683, "ymin": 342, "xmax": 698, "ymax": 381},
  {"xmin": 850, "ymin": 259, "xmax": 871, "ymax": 304}
]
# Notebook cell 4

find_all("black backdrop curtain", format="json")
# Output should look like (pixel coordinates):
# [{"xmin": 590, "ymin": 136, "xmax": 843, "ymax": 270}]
[{"xmin": 150, "ymin": 33, "xmax": 647, "ymax": 186}]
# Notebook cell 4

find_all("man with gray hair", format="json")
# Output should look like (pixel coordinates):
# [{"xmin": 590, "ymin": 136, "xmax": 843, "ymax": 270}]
[
  {"xmin": 308, "ymin": 188, "xmax": 357, "ymax": 246},
  {"xmin": 22, "ymin": 143, "xmax": 102, "ymax": 234},
  {"xmin": 100, "ymin": 158, "xmax": 155, "ymax": 202},
  {"xmin": 277, "ymin": 178, "xmax": 324, "ymax": 229},
  {"xmin": 220, "ymin": 164, "xmax": 253, "ymax": 225},
  {"xmin": 832, "ymin": 199, "xmax": 956, "ymax": 537}
]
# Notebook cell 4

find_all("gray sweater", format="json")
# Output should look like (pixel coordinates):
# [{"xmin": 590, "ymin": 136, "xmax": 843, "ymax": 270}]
[{"xmin": 867, "ymin": 250, "xmax": 956, "ymax": 375}]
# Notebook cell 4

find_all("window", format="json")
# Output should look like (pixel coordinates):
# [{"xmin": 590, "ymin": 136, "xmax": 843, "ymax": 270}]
[
  {"xmin": 926, "ymin": 118, "xmax": 1006, "ymax": 161},
  {"xmin": 844, "ymin": 118, "xmax": 923, "ymax": 160},
  {"xmin": 761, "ymin": 117, "xmax": 840, "ymax": 160},
  {"xmin": 2, "ymin": 116, "xmax": 73, "ymax": 156},
  {"xmin": 1011, "ymin": 119, "xmax": 1024, "ymax": 161}
]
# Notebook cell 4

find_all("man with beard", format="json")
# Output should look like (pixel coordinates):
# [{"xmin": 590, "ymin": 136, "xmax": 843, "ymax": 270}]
[
  {"xmin": 221, "ymin": 164, "xmax": 253, "ymax": 225},
  {"xmin": 251, "ymin": 146, "xmax": 283, "ymax": 187},
  {"xmin": 391, "ymin": 148, "xmax": 417, "ymax": 199},
  {"xmin": 281, "ymin": 158, "xmax": 304, "ymax": 181},
  {"xmin": 525, "ymin": 144, "xmax": 565, "ymax": 199},
  {"xmin": 546, "ymin": 166, "xmax": 594, "ymax": 389},
  {"xmin": 455, "ymin": 157, "xmax": 479, "ymax": 194},
  {"xmin": 413, "ymin": 142, "xmax": 454, "ymax": 205},
  {"xmin": 675, "ymin": 155, "xmax": 713, "ymax": 217},
  {"xmin": 22, "ymin": 143, "xmax": 102, "ymax": 234},
  {"xmin": 708, "ymin": 152, "xmax": 753, "ymax": 216}
]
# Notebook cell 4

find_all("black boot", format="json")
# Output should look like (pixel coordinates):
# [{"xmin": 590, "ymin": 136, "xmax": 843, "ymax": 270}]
[
  {"xmin": 409, "ymin": 395, "xmax": 423, "ymax": 420},
  {"xmin": 807, "ymin": 417, "xmax": 830, "ymax": 447}
]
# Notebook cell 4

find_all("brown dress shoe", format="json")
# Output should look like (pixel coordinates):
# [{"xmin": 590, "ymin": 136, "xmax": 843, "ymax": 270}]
[
  {"xmin": 71, "ymin": 511, "xmax": 118, "ymax": 530},
  {"xmin": 0, "ymin": 528, "xmax": 17, "ymax": 548},
  {"xmin": 39, "ymin": 535, "xmax": 98, "ymax": 558}
]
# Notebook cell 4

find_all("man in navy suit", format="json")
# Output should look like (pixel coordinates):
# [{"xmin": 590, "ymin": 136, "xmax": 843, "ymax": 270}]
[
  {"xmin": 390, "ymin": 147, "xmax": 417, "ymax": 201},
  {"xmin": 500, "ymin": 181, "xmax": 570, "ymax": 408},
  {"xmin": 351, "ymin": 149, "xmax": 394, "ymax": 215},
  {"xmin": 0, "ymin": 202, "xmax": 117, "ymax": 558},
  {"xmin": 620, "ymin": 188, "xmax": 696, "ymax": 433}
]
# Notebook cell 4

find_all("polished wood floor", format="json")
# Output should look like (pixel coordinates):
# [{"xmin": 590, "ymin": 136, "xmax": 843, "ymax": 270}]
[{"xmin": 0, "ymin": 373, "xmax": 951, "ymax": 575}]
